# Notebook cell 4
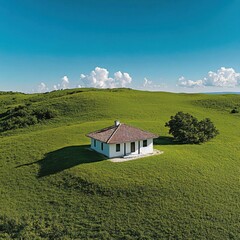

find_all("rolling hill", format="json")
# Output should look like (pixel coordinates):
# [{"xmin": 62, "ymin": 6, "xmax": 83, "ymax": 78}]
[{"xmin": 0, "ymin": 88, "xmax": 239, "ymax": 239}]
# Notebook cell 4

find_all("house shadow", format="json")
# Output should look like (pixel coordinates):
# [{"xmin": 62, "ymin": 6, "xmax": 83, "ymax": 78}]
[
  {"xmin": 16, "ymin": 145, "xmax": 107, "ymax": 178},
  {"xmin": 154, "ymin": 136, "xmax": 183, "ymax": 145}
]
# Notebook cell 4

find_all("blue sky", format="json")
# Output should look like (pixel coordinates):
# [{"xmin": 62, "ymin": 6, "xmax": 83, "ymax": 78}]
[{"xmin": 0, "ymin": 0, "xmax": 240, "ymax": 92}]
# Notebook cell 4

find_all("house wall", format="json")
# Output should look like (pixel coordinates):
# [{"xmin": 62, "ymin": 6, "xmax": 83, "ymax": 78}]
[
  {"xmin": 90, "ymin": 138, "xmax": 109, "ymax": 157},
  {"xmin": 140, "ymin": 138, "xmax": 153, "ymax": 155},
  {"xmin": 109, "ymin": 143, "xmax": 125, "ymax": 158},
  {"xmin": 125, "ymin": 141, "xmax": 138, "ymax": 155},
  {"xmin": 108, "ymin": 138, "xmax": 154, "ymax": 158},
  {"xmin": 90, "ymin": 138, "xmax": 154, "ymax": 158}
]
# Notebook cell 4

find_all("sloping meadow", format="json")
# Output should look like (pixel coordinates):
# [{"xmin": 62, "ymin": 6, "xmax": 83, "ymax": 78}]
[{"xmin": 0, "ymin": 89, "xmax": 239, "ymax": 239}]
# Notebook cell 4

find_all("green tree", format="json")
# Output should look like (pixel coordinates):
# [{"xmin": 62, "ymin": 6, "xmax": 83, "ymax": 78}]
[
  {"xmin": 165, "ymin": 112, "xmax": 219, "ymax": 144},
  {"xmin": 231, "ymin": 107, "xmax": 239, "ymax": 114}
]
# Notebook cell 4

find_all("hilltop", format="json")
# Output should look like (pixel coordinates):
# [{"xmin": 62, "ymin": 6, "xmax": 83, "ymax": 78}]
[{"xmin": 0, "ymin": 88, "xmax": 239, "ymax": 239}]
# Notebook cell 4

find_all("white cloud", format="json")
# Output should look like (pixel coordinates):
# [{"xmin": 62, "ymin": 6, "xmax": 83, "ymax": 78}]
[
  {"xmin": 141, "ymin": 77, "xmax": 167, "ymax": 90},
  {"xmin": 53, "ymin": 76, "xmax": 70, "ymax": 90},
  {"xmin": 82, "ymin": 67, "xmax": 113, "ymax": 88},
  {"xmin": 143, "ymin": 77, "xmax": 152, "ymax": 87},
  {"xmin": 204, "ymin": 67, "xmax": 240, "ymax": 87},
  {"xmin": 80, "ymin": 67, "xmax": 132, "ymax": 88},
  {"xmin": 61, "ymin": 76, "xmax": 69, "ymax": 89},
  {"xmin": 37, "ymin": 82, "xmax": 49, "ymax": 93},
  {"xmin": 114, "ymin": 71, "xmax": 132, "ymax": 87},
  {"xmin": 53, "ymin": 84, "xmax": 60, "ymax": 90},
  {"xmin": 178, "ymin": 76, "xmax": 203, "ymax": 88},
  {"xmin": 178, "ymin": 67, "xmax": 240, "ymax": 88}
]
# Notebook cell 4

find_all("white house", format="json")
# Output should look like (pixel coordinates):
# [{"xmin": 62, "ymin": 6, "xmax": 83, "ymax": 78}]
[{"xmin": 86, "ymin": 120, "xmax": 158, "ymax": 158}]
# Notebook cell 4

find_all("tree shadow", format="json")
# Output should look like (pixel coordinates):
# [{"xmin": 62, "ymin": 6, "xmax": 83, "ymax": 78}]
[
  {"xmin": 16, "ymin": 145, "xmax": 107, "ymax": 178},
  {"xmin": 154, "ymin": 136, "xmax": 183, "ymax": 145}
]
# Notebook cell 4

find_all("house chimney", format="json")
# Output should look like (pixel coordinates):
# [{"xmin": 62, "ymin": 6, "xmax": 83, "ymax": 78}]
[{"xmin": 114, "ymin": 120, "xmax": 120, "ymax": 126}]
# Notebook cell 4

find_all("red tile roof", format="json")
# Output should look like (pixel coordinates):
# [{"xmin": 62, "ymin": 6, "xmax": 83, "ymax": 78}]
[{"xmin": 86, "ymin": 123, "xmax": 158, "ymax": 144}]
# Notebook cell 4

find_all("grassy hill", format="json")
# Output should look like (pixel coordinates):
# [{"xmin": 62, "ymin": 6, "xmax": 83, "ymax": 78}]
[{"xmin": 0, "ymin": 88, "xmax": 239, "ymax": 239}]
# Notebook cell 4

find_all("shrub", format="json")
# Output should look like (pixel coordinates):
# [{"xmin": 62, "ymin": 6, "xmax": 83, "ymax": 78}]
[
  {"xmin": 33, "ymin": 108, "xmax": 57, "ymax": 120},
  {"xmin": 231, "ymin": 107, "xmax": 239, "ymax": 114},
  {"xmin": 165, "ymin": 112, "xmax": 219, "ymax": 144},
  {"xmin": 0, "ymin": 105, "xmax": 57, "ymax": 131}
]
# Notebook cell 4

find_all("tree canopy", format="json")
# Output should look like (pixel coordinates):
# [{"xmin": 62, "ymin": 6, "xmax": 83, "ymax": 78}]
[
  {"xmin": 165, "ymin": 112, "xmax": 219, "ymax": 144},
  {"xmin": 231, "ymin": 107, "xmax": 239, "ymax": 114}
]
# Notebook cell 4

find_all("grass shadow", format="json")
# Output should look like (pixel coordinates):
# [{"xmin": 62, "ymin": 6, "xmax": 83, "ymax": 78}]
[
  {"xmin": 16, "ymin": 145, "xmax": 107, "ymax": 178},
  {"xmin": 0, "ymin": 109, "xmax": 10, "ymax": 119},
  {"xmin": 154, "ymin": 136, "xmax": 183, "ymax": 145}
]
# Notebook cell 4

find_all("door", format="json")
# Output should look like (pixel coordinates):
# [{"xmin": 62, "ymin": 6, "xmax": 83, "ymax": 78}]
[
  {"xmin": 124, "ymin": 143, "xmax": 126, "ymax": 156},
  {"xmin": 131, "ymin": 142, "xmax": 135, "ymax": 153}
]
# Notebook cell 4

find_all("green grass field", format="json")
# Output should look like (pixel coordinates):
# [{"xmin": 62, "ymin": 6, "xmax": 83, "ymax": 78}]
[{"xmin": 0, "ymin": 89, "xmax": 239, "ymax": 239}]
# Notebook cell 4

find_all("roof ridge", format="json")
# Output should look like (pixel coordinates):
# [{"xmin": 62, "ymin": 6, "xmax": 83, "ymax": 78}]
[
  {"xmin": 86, "ymin": 125, "xmax": 115, "ymax": 136},
  {"xmin": 106, "ymin": 123, "xmax": 121, "ymax": 143}
]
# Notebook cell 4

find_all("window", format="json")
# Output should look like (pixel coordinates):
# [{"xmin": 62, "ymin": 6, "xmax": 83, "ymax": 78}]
[
  {"xmin": 94, "ymin": 139, "xmax": 96, "ymax": 147},
  {"xmin": 143, "ymin": 140, "xmax": 148, "ymax": 147},
  {"xmin": 131, "ymin": 142, "xmax": 135, "ymax": 152},
  {"xmin": 101, "ymin": 142, "xmax": 104, "ymax": 151},
  {"xmin": 116, "ymin": 144, "xmax": 120, "ymax": 152}
]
